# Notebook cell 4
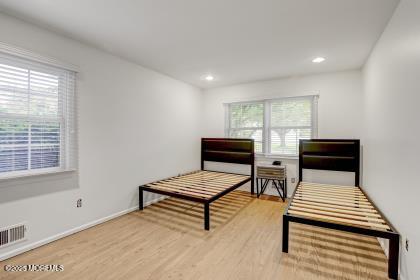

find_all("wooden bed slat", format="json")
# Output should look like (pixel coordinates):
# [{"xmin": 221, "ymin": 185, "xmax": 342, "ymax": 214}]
[
  {"xmin": 182, "ymin": 174, "xmax": 247, "ymax": 184},
  {"xmin": 171, "ymin": 177, "xmax": 244, "ymax": 188},
  {"xmin": 168, "ymin": 177, "xmax": 228, "ymax": 189},
  {"xmin": 291, "ymin": 201, "xmax": 381, "ymax": 218},
  {"xmin": 291, "ymin": 199, "xmax": 378, "ymax": 213},
  {"xmin": 146, "ymin": 183, "xmax": 210, "ymax": 198},
  {"xmin": 299, "ymin": 186, "xmax": 362, "ymax": 194},
  {"xmin": 289, "ymin": 205, "xmax": 387, "ymax": 224},
  {"xmin": 148, "ymin": 182, "xmax": 214, "ymax": 196},
  {"xmin": 294, "ymin": 191, "xmax": 371, "ymax": 205},
  {"xmin": 293, "ymin": 197, "xmax": 374, "ymax": 209},
  {"xmin": 287, "ymin": 209, "xmax": 391, "ymax": 230},
  {"xmin": 156, "ymin": 181, "xmax": 220, "ymax": 195},
  {"xmin": 166, "ymin": 178, "xmax": 229, "ymax": 190},
  {"xmin": 187, "ymin": 171, "xmax": 248, "ymax": 180},
  {"xmin": 293, "ymin": 193, "xmax": 373, "ymax": 207},
  {"xmin": 202, "ymin": 170, "xmax": 248, "ymax": 178},
  {"xmin": 298, "ymin": 184, "xmax": 364, "ymax": 193},
  {"xmin": 296, "ymin": 189, "xmax": 367, "ymax": 199},
  {"xmin": 300, "ymin": 182, "xmax": 358, "ymax": 189},
  {"xmin": 298, "ymin": 186, "xmax": 362, "ymax": 195},
  {"xmin": 296, "ymin": 187, "xmax": 367, "ymax": 198}
]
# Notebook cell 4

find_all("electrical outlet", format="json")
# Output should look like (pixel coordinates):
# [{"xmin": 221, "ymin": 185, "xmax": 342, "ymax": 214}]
[
  {"xmin": 405, "ymin": 238, "xmax": 409, "ymax": 251},
  {"xmin": 77, "ymin": 198, "xmax": 82, "ymax": 208},
  {"xmin": 291, "ymin": 178, "xmax": 296, "ymax": 183}
]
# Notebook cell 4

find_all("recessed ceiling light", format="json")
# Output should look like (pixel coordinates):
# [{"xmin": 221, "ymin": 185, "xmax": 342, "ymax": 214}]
[
  {"xmin": 204, "ymin": 75, "xmax": 214, "ymax": 81},
  {"xmin": 312, "ymin": 57, "xmax": 326, "ymax": 63}
]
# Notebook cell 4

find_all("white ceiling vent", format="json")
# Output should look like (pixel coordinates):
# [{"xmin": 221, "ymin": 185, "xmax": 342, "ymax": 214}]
[{"xmin": 0, "ymin": 223, "xmax": 27, "ymax": 248}]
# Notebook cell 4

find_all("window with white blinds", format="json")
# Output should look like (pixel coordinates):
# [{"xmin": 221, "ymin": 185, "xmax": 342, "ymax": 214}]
[
  {"xmin": 0, "ymin": 52, "xmax": 76, "ymax": 178},
  {"xmin": 226, "ymin": 96, "xmax": 317, "ymax": 156},
  {"xmin": 269, "ymin": 97, "xmax": 314, "ymax": 155},
  {"xmin": 226, "ymin": 102, "xmax": 264, "ymax": 153}
]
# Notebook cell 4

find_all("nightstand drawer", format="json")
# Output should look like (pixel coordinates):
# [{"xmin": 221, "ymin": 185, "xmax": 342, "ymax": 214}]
[{"xmin": 257, "ymin": 166, "xmax": 285, "ymax": 179}]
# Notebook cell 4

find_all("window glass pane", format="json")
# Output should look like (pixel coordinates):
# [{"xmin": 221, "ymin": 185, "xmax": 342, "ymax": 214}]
[
  {"xmin": 271, "ymin": 98, "xmax": 312, "ymax": 127},
  {"xmin": 30, "ymin": 122, "xmax": 60, "ymax": 145},
  {"xmin": 30, "ymin": 145, "xmax": 60, "ymax": 170},
  {"xmin": 29, "ymin": 71, "xmax": 59, "ymax": 117},
  {"xmin": 0, "ymin": 119, "xmax": 29, "ymax": 145},
  {"xmin": 270, "ymin": 98, "xmax": 313, "ymax": 155},
  {"xmin": 30, "ymin": 122, "xmax": 60, "ymax": 169},
  {"xmin": 229, "ymin": 129, "xmax": 263, "ymax": 153},
  {"xmin": 270, "ymin": 128, "xmax": 311, "ymax": 155},
  {"xmin": 0, "ymin": 63, "xmax": 29, "ymax": 115},
  {"xmin": 0, "ymin": 120, "xmax": 29, "ymax": 173},
  {"xmin": 0, "ymin": 146, "xmax": 28, "ymax": 173},
  {"xmin": 230, "ymin": 103, "xmax": 263, "ymax": 128}
]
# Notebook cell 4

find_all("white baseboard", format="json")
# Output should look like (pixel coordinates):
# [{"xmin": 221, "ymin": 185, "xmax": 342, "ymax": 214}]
[{"xmin": 0, "ymin": 196, "xmax": 165, "ymax": 262}]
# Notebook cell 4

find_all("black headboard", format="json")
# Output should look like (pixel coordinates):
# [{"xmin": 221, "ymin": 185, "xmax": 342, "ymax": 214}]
[
  {"xmin": 201, "ymin": 138, "xmax": 254, "ymax": 168},
  {"xmin": 299, "ymin": 139, "xmax": 360, "ymax": 186}
]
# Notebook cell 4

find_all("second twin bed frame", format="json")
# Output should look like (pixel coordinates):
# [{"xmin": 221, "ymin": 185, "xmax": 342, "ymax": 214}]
[{"xmin": 283, "ymin": 139, "xmax": 400, "ymax": 279}]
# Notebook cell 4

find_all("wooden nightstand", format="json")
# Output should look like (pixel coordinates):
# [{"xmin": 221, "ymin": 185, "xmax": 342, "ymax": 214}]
[{"xmin": 256, "ymin": 164, "xmax": 287, "ymax": 201}]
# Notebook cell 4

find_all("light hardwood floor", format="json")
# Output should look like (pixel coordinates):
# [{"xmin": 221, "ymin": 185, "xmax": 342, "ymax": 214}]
[{"xmin": 0, "ymin": 191, "xmax": 389, "ymax": 280}]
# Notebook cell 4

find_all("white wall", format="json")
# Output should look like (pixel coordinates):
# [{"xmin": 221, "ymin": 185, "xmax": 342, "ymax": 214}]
[
  {"xmin": 0, "ymin": 13, "xmax": 202, "ymax": 260},
  {"xmin": 202, "ymin": 70, "xmax": 364, "ymax": 195},
  {"xmin": 363, "ymin": 0, "xmax": 420, "ymax": 279}
]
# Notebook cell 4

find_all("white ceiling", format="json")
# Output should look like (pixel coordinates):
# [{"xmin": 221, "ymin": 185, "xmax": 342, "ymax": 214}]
[{"xmin": 0, "ymin": 0, "xmax": 399, "ymax": 89}]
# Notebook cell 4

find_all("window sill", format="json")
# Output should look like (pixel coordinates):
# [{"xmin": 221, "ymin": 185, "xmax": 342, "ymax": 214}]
[
  {"xmin": 255, "ymin": 153, "xmax": 298, "ymax": 160},
  {"xmin": 0, "ymin": 169, "xmax": 77, "ymax": 182}
]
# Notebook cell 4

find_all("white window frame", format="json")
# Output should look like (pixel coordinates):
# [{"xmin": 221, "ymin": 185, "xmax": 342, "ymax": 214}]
[
  {"xmin": 0, "ymin": 42, "xmax": 78, "ymax": 180},
  {"xmin": 225, "ymin": 95, "xmax": 318, "ymax": 158}
]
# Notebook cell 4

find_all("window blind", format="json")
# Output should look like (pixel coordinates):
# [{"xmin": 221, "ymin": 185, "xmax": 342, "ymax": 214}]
[
  {"xmin": 226, "ymin": 96, "xmax": 317, "ymax": 156},
  {"xmin": 0, "ymin": 52, "xmax": 76, "ymax": 178},
  {"xmin": 227, "ymin": 102, "xmax": 264, "ymax": 153},
  {"xmin": 269, "ymin": 97, "xmax": 313, "ymax": 155}
]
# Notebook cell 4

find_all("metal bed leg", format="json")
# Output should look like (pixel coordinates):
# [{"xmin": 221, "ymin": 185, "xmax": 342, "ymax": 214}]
[
  {"xmin": 388, "ymin": 234, "xmax": 400, "ymax": 279},
  {"xmin": 282, "ymin": 215, "xmax": 289, "ymax": 253},
  {"xmin": 204, "ymin": 203, "xmax": 210, "ymax": 230},
  {"xmin": 139, "ymin": 187, "xmax": 144, "ymax": 210}
]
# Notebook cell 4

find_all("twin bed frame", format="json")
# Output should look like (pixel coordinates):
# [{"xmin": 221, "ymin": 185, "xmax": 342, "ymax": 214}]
[
  {"xmin": 139, "ymin": 138, "xmax": 254, "ymax": 230},
  {"xmin": 283, "ymin": 139, "xmax": 400, "ymax": 279}
]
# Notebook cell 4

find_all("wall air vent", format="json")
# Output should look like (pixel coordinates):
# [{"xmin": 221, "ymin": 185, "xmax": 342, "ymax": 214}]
[{"xmin": 0, "ymin": 223, "xmax": 27, "ymax": 248}]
